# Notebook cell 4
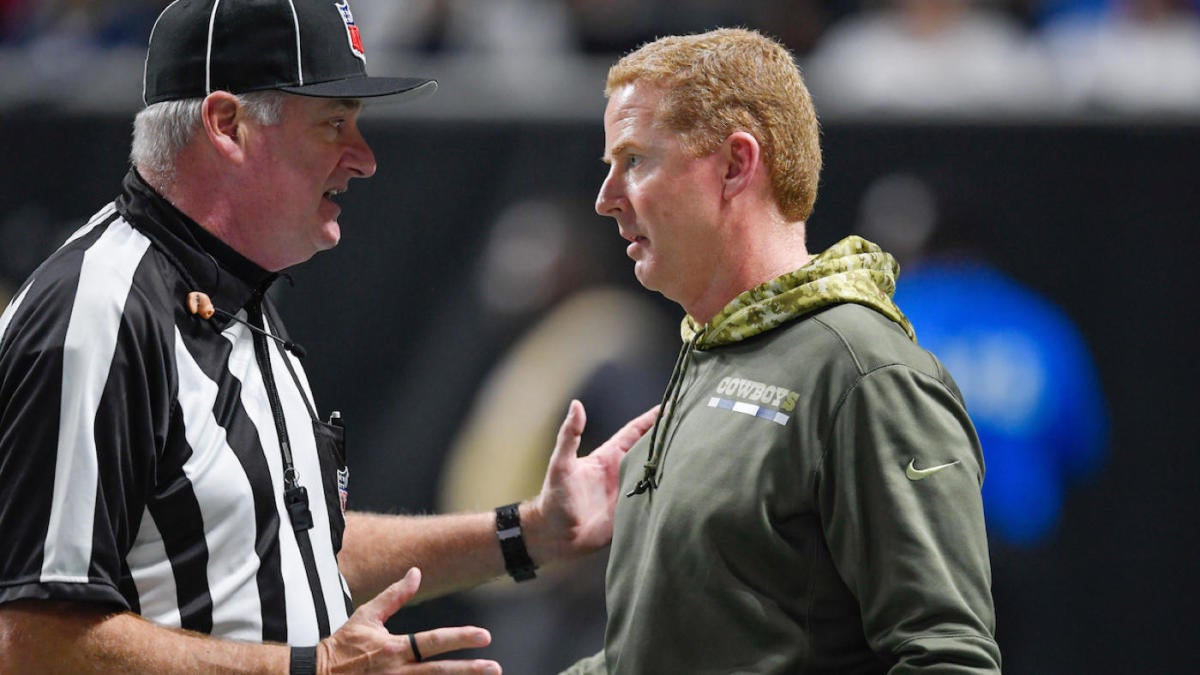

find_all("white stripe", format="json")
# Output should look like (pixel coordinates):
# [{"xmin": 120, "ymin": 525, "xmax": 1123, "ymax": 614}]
[
  {"xmin": 127, "ymin": 507, "xmax": 182, "ymax": 629},
  {"xmin": 223, "ymin": 318, "xmax": 320, "ymax": 642},
  {"xmin": 293, "ymin": 356, "xmax": 318, "ymax": 416},
  {"xmin": 772, "ymin": 411, "xmax": 790, "ymax": 426},
  {"xmin": 339, "ymin": 574, "xmax": 353, "ymax": 612},
  {"xmin": 707, "ymin": 397, "xmax": 720, "ymax": 408},
  {"xmin": 205, "ymin": 0, "xmax": 224, "ymax": 95},
  {"xmin": 272, "ymin": 317, "xmax": 318, "ymax": 416},
  {"xmin": 285, "ymin": 0, "xmax": 303, "ymax": 85},
  {"xmin": 61, "ymin": 203, "xmax": 117, "ymax": 250},
  {"xmin": 174, "ymin": 326, "xmax": 264, "ymax": 641},
  {"xmin": 262, "ymin": 313, "xmax": 349, "ymax": 631},
  {"xmin": 731, "ymin": 401, "xmax": 759, "ymax": 416},
  {"xmin": 42, "ymin": 219, "xmax": 150, "ymax": 583}
]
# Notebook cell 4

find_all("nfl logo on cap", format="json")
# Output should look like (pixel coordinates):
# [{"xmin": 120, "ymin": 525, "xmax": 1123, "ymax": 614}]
[{"xmin": 335, "ymin": 1, "xmax": 366, "ymax": 62}]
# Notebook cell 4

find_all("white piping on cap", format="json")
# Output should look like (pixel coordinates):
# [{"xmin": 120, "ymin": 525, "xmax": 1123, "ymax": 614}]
[
  {"xmin": 205, "ymin": 0, "xmax": 224, "ymax": 94},
  {"xmin": 143, "ymin": 0, "xmax": 185, "ymax": 104},
  {"xmin": 285, "ymin": 0, "xmax": 303, "ymax": 85}
]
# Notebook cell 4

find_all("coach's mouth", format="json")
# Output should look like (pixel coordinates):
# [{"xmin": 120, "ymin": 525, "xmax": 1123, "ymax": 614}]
[{"xmin": 619, "ymin": 229, "xmax": 646, "ymax": 244}]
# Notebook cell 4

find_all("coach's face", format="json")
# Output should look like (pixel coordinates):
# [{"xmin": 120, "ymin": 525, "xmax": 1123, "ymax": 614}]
[
  {"xmin": 596, "ymin": 83, "xmax": 727, "ymax": 310},
  {"xmin": 241, "ymin": 94, "xmax": 376, "ymax": 270}
]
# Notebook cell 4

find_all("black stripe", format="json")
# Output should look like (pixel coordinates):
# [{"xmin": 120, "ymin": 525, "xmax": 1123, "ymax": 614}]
[
  {"xmin": 175, "ymin": 306, "xmax": 290, "ymax": 643},
  {"xmin": 295, "ymin": 530, "xmax": 331, "ymax": 637},
  {"xmin": 92, "ymin": 252, "xmax": 176, "ymax": 603},
  {"xmin": 150, "ymin": 402, "xmax": 214, "ymax": 634},
  {"xmin": 118, "ymin": 558, "xmax": 141, "ymax": 614},
  {"xmin": 0, "ymin": 217, "xmax": 112, "ymax": 606}
]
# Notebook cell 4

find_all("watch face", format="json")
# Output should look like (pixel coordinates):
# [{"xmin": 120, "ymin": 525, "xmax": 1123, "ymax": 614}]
[{"xmin": 496, "ymin": 502, "xmax": 522, "ymax": 529}]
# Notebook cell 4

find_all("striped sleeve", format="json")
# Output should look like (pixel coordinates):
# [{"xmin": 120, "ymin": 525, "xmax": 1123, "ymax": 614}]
[{"xmin": 0, "ymin": 212, "xmax": 170, "ymax": 609}]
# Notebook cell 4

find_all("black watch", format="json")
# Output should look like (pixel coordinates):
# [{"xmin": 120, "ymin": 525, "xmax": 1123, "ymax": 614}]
[
  {"xmin": 495, "ymin": 502, "xmax": 537, "ymax": 582},
  {"xmin": 290, "ymin": 646, "xmax": 317, "ymax": 675}
]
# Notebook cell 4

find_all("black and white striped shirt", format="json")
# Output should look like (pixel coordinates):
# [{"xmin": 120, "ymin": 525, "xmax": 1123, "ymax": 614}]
[{"xmin": 0, "ymin": 170, "xmax": 352, "ymax": 645}]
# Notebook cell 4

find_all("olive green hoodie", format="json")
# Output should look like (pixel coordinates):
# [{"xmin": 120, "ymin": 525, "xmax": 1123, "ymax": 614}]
[{"xmin": 567, "ymin": 236, "xmax": 999, "ymax": 674}]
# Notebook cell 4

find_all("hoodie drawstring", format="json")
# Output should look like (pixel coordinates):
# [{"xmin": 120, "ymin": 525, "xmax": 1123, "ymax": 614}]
[{"xmin": 627, "ymin": 329, "xmax": 704, "ymax": 497}]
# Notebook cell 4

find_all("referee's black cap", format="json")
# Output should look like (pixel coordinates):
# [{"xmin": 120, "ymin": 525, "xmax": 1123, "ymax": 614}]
[{"xmin": 142, "ymin": 0, "xmax": 437, "ymax": 105}]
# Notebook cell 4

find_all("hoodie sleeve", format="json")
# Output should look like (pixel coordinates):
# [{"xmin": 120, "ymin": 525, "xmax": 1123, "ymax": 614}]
[
  {"xmin": 818, "ymin": 363, "xmax": 1001, "ymax": 674},
  {"xmin": 559, "ymin": 650, "xmax": 606, "ymax": 675}
]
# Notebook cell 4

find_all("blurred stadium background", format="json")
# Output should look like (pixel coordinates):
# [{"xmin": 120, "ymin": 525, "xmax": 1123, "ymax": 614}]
[{"xmin": 2, "ymin": 1, "xmax": 1197, "ymax": 672}]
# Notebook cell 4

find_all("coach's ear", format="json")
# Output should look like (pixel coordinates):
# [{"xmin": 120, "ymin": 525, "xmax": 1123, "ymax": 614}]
[
  {"xmin": 721, "ymin": 131, "xmax": 762, "ymax": 202},
  {"xmin": 200, "ymin": 90, "xmax": 247, "ymax": 163}
]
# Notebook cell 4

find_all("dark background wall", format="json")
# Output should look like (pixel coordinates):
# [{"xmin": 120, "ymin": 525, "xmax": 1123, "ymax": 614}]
[{"xmin": 1, "ymin": 111, "xmax": 1196, "ymax": 673}]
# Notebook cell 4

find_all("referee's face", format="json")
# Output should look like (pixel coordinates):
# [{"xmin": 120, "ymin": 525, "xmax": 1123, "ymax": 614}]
[{"xmin": 240, "ymin": 94, "xmax": 376, "ymax": 270}]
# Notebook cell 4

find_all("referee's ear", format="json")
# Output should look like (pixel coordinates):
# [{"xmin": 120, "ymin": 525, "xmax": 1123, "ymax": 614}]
[{"xmin": 200, "ymin": 90, "xmax": 248, "ymax": 163}]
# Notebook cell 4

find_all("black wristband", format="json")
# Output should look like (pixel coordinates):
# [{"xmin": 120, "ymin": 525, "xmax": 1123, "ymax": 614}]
[
  {"xmin": 495, "ymin": 502, "xmax": 537, "ymax": 582},
  {"xmin": 290, "ymin": 645, "xmax": 317, "ymax": 675}
]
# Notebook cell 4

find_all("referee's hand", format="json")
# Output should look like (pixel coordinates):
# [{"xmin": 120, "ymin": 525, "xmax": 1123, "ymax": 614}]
[{"xmin": 317, "ymin": 567, "xmax": 501, "ymax": 674}]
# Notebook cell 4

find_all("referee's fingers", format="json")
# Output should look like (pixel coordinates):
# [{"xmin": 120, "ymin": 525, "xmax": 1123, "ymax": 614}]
[
  {"xmin": 405, "ymin": 658, "xmax": 501, "ymax": 674},
  {"xmin": 550, "ymin": 399, "xmax": 586, "ymax": 468},
  {"xmin": 361, "ymin": 567, "xmax": 422, "ymax": 624},
  {"xmin": 591, "ymin": 404, "xmax": 659, "ymax": 463},
  {"xmin": 408, "ymin": 625, "xmax": 492, "ymax": 662}
]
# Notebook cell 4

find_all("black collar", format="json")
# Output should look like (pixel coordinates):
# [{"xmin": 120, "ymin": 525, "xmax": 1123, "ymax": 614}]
[{"xmin": 116, "ymin": 169, "xmax": 276, "ymax": 328}]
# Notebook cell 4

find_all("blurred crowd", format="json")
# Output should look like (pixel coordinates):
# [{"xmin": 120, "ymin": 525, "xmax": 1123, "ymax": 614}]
[{"xmin": 1, "ymin": 0, "xmax": 1198, "ymax": 116}]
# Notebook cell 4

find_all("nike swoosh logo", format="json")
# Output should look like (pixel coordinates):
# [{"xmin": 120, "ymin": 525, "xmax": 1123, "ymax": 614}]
[{"xmin": 906, "ymin": 458, "xmax": 961, "ymax": 481}]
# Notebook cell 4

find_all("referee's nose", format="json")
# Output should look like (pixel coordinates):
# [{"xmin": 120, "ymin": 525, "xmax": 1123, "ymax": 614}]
[{"xmin": 342, "ymin": 120, "xmax": 377, "ymax": 179}]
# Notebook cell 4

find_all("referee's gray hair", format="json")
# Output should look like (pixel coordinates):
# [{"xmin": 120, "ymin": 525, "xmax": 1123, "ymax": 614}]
[{"xmin": 130, "ymin": 91, "xmax": 287, "ymax": 188}]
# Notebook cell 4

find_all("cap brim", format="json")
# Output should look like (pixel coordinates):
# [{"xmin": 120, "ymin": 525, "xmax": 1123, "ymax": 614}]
[{"xmin": 278, "ymin": 76, "xmax": 437, "ymax": 102}]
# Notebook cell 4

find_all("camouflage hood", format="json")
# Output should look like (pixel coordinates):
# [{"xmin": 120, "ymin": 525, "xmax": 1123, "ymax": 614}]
[
  {"xmin": 627, "ymin": 236, "xmax": 915, "ymax": 498},
  {"xmin": 682, "ymin": 235, "xmax": 915, "ymax": 347}
]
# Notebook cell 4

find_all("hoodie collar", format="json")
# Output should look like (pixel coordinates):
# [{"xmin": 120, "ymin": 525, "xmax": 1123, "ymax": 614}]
[
  {"xmin": 116, "ymin": 169, "xmax": 277, "ymax": 327},
  {"xmin": 682, "ymin": 235, "xmax": 915, "ymax": 348}
]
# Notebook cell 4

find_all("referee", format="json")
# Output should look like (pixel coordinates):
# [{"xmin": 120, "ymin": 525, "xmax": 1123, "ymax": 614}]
[{"xmin": 0, "ymin": 2, "xmax": 655, "ymax": 673}]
